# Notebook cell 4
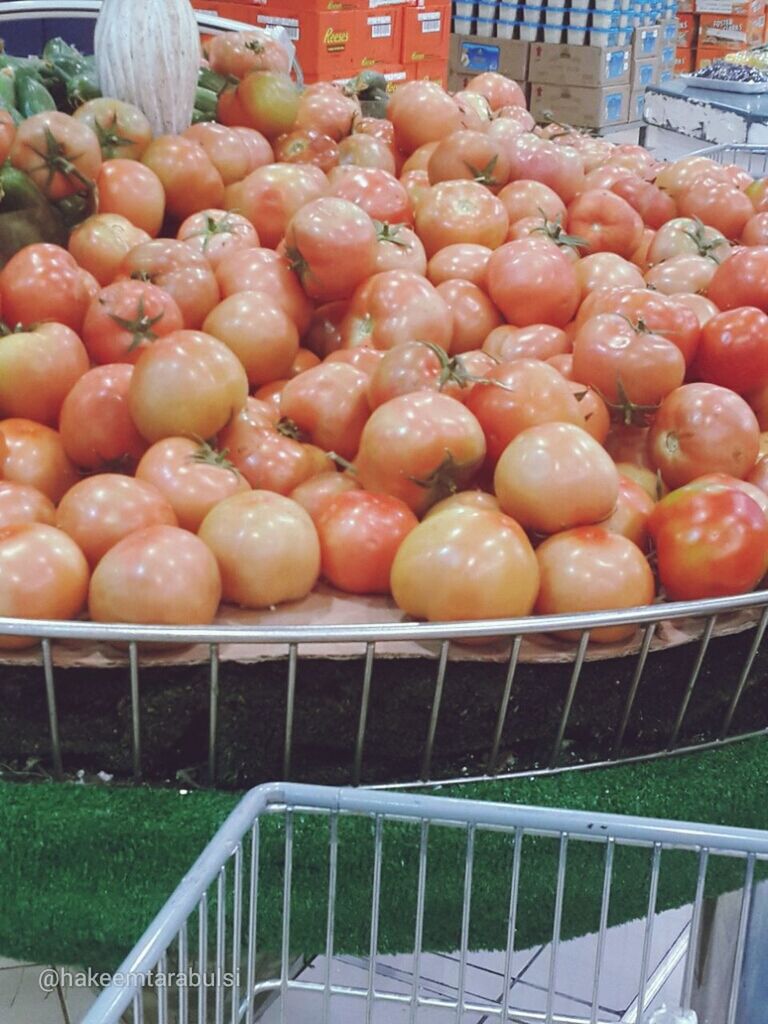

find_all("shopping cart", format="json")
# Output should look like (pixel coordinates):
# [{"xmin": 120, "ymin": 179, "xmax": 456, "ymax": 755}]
[
  {"xmin": 82, "ymin": 782, "xmax": 768, "ymax": 1024},
  {"xmin": 690, "ymin": 143, "xmax": 768, "ymax": 177}
]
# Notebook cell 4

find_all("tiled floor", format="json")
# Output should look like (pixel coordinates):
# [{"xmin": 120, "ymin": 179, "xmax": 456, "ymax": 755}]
[{"xmin": 0, "ymin": 960, "xmax": 100, "ymax": 1024}]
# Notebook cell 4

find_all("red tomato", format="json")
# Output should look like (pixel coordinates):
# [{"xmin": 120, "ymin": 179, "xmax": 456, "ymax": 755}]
[
  {"xmin": 315, "ymin": 491, "xmax": 417, "ymax": 595},
  {"xmin": 575, "ymin": 253, "xmax": 645, "ymax": 297},
  {"xmin": 89, "ymin": 525, "xmax": 221, "ymax": 625},
  {"xmin": 741, "ymin": 212, "xmax": 768, "ymax": 246},
  {"xmin": 427, "ymin": 244, "xmax": 492, "ymax": 288},
  {"xmin": 184, "ymin": 122, "xmax": 273, "ymax": 185},
  {"xmin": 224, "ymin": 163, "xmax": 328, "ymax": 249},
  {"xmin": 0, "ymin": 419, "xmax": 78, "ymax": 503},
  {"xmin": 290, "ymin": 471, "xmax": 359, "ymax": 523},
  {"xmin": 342, "ymin": 270, "xmax": 452, "ymax": 353},
  {"xmin": 237, "ymin": 71, "xmax": 301, "ymax": 140},
  {"xmin": 498, "ymin": 179, "xmax": 566, "ymax": 226},
  {"xmin": 81, "ymin": 279, "xmax": 184, "ymax": 365},
  {"xmin": 675, "ymin": 292, "xmax": 720, "ymax": 329},
  {"xmin": 436, "ymin": 279, "xmax": 503, "ymax": 354},
  {"xmin": 304, "ymin": 301, "xmax": 348, "ymax": 359},
  {"xmin": 337, "ymin": 134, "xmax": 395, "ymax": 175},
  {"xmin": 466, "ymin": 72, "xmax": 526, "ymax": 110},
  {"xmin": 535, "ymin": 527, "xmax": 655, "ymax": 642},
  {"xmin": 644, "ymin": 254, "xmax": 717, "ymax": 296},
  {"xmin": 274, "ymin": 128, "xmax": 339, "ymax": 172},
  {"xmin": 373, "ymin": 223, "xmax": 427, "ymax": 276},
  {"xmin": 118, "ymin": 239, "xmax": 220, "ymax": 330},
  {"xmin": 0, "ymin": 524, "xmax": 89, "ymax": 647},
  {"xmin": 506, "ymin": 134, "xmax": 585, "ymax": 204},
  {"xmin": 648, "ymin": 383, "xmax": 760, "ymax": 488},
  {"xmin": 677, "ymin": 176, "xmax": 754, "ymax": 240},
  {"xmin": 415, "ymin": 180, "xmax": 509, "ymax": 256},
  {"xmin": 97, "ymin": 159, "xmax": 166, "ymax": 237},
  {"xmin": 291, "ymin": 348, "xmax": 321, "ymax": 376},
  {"xmin": 387, "ymin": 81, "xmax": 463, "ymax": 155},
  {"xmin": 355, "ymin": 392, "xmax": 486, "ymax": 515},
  {"xmin": 367, "ymin": 341, "xmax": 484, "ymax": 409},
  {"xmin": 567, "ymin": 189, "xmax": 644, "ymax": 259},
  {"xmin": 0, "ymin": 481, "xmax": 55, "ymax": 529},
  {"xmin": 129, "ymin": 330, "xmax": 249, "ymax": 443},
  {"xmin": 655, "ymin": 156, "xmax": 725, "ymax": 198},
  {"xmin": 177, "ymin": 209, "xmax": 260, "ymax": 270},
  {"xmin": 708, "ymin": 247, "xmax": 768, "ymax": 313},
  {"xmin": 0, "ymin": 244, "xmax": 94, "ymax": 332},
  {"xmin": 203, "ymin": 291, "xmax": 299, "ymax": 387},
  {"xmin": 207, "ymin": 29, "xmax": 292, "ymax": 78},
  {"xmin": 483, "ymin": 323, "xmax": 570, "ymax": 363},
  {"xmin": 215, "ymin": 247, "xmax": 313, "ymax": 334},
  {"xmin": 649, "ymin": 485, "xmax": 768, "ymax": 600},
  {"xmin": 73, "ymin": 97, "xmax": 152, "ymax": 161},
  {"xmin": 284, "ymin": 197, "xmax": 378, "ymax": 302},
  {"xmin": 486, "ymin": 239, "xmax": 580, "ymax": 328},
  {"xmin": 599, "ymin": 474, "xmax": 655, "ymax": 549},
  {"xmin": 325, "ymin": 346, "xmax": 385, "ymax": 377},
  {"xmin": 327, "ymin": 166, "xmax": 413, "ymax": 225},
  {"xmin": 141, "ymin": 135, "xmax": 224, "ymax": 222},
  {"xmin": 400, "ymin": 168, "xmax": 432, "ymax": 212},
  {"xmin": 401, "ymin": 142, "xmax": 439, "ymax": 175},
  {"xmin": 279, "ymin": 362, "xmax": 371, "ymax": 461},
  {"xmin": 648, "ymin": 217, "xmax": 730, "ymax": 267},
  {"xmin": 11, "ymin": 111, "xmax": 101, "ymax": 200},
  {"xmin": 570, "ymin": 382, "xmax": 610, "ymax": 445},
  {"xmin": 0, "ymin": 323, "xmax": 89, "ymax": 425},
  {"xmin": 68, "ymin": 213, "xmax": 150, "ymax": 287},
  {"xmin": 294, "ymin": 82, "xmax": 359, "ymax": 141},
  {"xmin": 59, "ymin": 364, "xmax": 147, "ymax": 472},
  {"xmin": 427, "ymin": 129, "xmax": 511, "ymax": 191},
  {"xmin": 694, "ymin": 307, "xmax": 768, "ymax": 395},
  {"xmin": 609, "ymin": 176, "xmax": 677, "ymax": 230}
]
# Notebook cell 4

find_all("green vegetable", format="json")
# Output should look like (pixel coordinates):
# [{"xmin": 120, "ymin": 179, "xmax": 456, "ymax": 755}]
[
  {"xmin": 198, "ymin": 66, "xmax": 234, "ymax": 96},
  {"xmin": 191, "ymin": 108, "xmax": 216, "ymax": 125},
  {"xmin": 15, "ymin": 69, "xmax": 57, "ymax": 117},
  {"xmin": 0, "ymin": 166, "xmax": 67, "ymax": 268},
  {"xmin": 0, "ymin": 67, "xmax": 16, "ymax": 110},
  {"xmin": 195, "ymin": 86, "xmax": 219, "ymax": 117},
  {"xmin": 65, "ymin": 69, "xmax": 101, "ymax": 108}
]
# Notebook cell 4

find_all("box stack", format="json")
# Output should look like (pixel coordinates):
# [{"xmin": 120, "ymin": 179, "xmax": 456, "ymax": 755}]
[
  {"xmin": 195, "ymin": 0, "xmax": 451, "ymax": 87},
  {"xmin": 673, "ymin": 0, "xmax": 768, "ymax": 71}
]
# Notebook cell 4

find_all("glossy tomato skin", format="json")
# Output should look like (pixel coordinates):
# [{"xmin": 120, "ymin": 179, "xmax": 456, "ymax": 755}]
[
  {"xmin": 415, "ymin": 180, "xmax": 509, "ymax": 257},
  {"xmin": 707, "ymin": 247, "xmax": 768, "ymax": 312},
  {"xmin": 483, "ymin": 323, "xmax": 569, "ymax": 363},
  {"xmin": 342, "ymin": 270, "xmax": 453, "ymax": 353},
  {"xmin": 328, "ymin": 166, "xmax": 413, "ymax": 226},
  {"xmin": 11, "ymin": 111, "xmax": 101, "ymax": 200},
  {"xmin": 648, "ymin": 383, "xmax": 760, "ymax": 488},
  {"xmin": 649, "ymin": 485, "xmax": 768, "ymax": 600},
  {"xmin": 498, "ymin": 179, "xmax": 566, "ymax": 226},
  {"xmin": 97, "ymin": 159, "xmax": 166, "ymax": 237},
  {"xmin": 566, "ymin": 189, "xmax": 644, "ymax": 259},
  {"xmin": 81, "ymin": 280, "xmax": 184, "ymax": 365},
  {"xmin": 486, "ymin": 240, "xmax": 580, "ymax": 328},
  {"xmin": 280, "ymin": 363, "xmax": 370, "ymax": 462},
  {"xmin": 644, "ymin": 254, "xmax": 717, "ymax": 296},
  {"xmin": 535, "ymin": 527, "xmax": 655, "ymax": 642},
  {"xmin": 387, "ymin": 81, "xmax": 463, "ymax": 155},
  {"xmin": 575, "ymin": 253, "xmax": 645, "ymax": 297},
  {"xmin": 290, "ymin": 471, "xmax": 359, "ymax": 523},
  {"xmin": 224, "ymin": 163, "xmax": 328, "ymax": 249},
  {"xmin": 315, "ymin": 491, "xmax": 418, "ymax": 595},
  {"xmin": 59, "ymin": 364, "xmax": 148, "ymax": 472},
  {"xmin": 215, "ymin": 247, "xmax": 313, "ymax": 334},
  {"xmin": 0, "ymin": 323, "xmax": 89, "ymax": 426},
  {"xmin": 68, "ymin": 213, "xmax": 150, "ymax": 287},
  {"xmin": 118, "ymin": 239, "xmax": 220, "ymax": 330},
  {"xmin": 677, "ymin": 177, "xmax": 754, "ymax": 240},
  {"xmin": 694, "ymin": 307, "xmax": 768, "ymax": 395},
  {"xmin": 372, "ymin": 225, "xmax": 427, "ymax": 276},
  {"xmin": 0, "ymin": 244, "xmax": 94, "ymax": 332},
  {"xmin": 142, "ymin": 135, "xmax": 225, "ymax": 222},
  {"xmin": 177, "ymin": 209, "xmax": 260, "ymax": 270},
  {"xmin": 0, "ymin": 482, "xmax": 55, "ymax": 530},
  {"xmin": 436, "ymin": 279, "xmax": 503, "ymax": 354},
  {"xmin": 0, "ymin": 419, "xmax": 78, "ymax": 504},
  {"xmin": 427, "ymin": 244, "xmax": 492, "ymax": 288},
  {"xmin": 203, "ymin": 291, "xmax": 299, "ymax": 387}
]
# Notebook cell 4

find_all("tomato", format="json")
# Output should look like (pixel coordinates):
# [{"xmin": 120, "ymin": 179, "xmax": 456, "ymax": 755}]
[
  {"xmin": 677, "ymin": 176, "xmax": 754, "ymax": 240},
  {"xmin": 279, "ymin": 362, "xmax": 370, "ymax": 461},
  {"xmin": 483, "ymin": 323, "xmax": 570, "ymax": 362},
  {"xmin": 303, "ymin": 302, "xmax": 347, "ymax": 359},
  {"xmin": 648, "ymin": 383, "xmax": 760, "ymax": 488},
  {"xmin": 572, "ymin": 313, "xmax": 686, "ymax": 410},
  {"xmin": 198, "ymin": 491, "xmax": 320, "ymax": 608},
  {"xmin": 401, "ymin": 142, "xmax": 440, "ymax": 175},
  {"xmin": 570, "ymin": 383, "xmax": 610, "ymax": 445},
  {"xmin": 142, "ymin": 135, "xmax": 225, "ymax": 222},
  {"xmin": 427, "ymin": 129, "xmax": 511, "ymax": 191},
  {"xmin": 216, "ymin": 85, "xmax": 252, "ymax": 129},
  {"xmin": 465, "ymin": 72, "xmax": 526, "ymax": 110},
  {"xmin": 207, "ymin": 28, "xmax": 292, "ymax": 78},
  {"xmin": 691, "ymin": 473, "xmax": 768, "ymax": 523},
  {"xmin": 89, "ymin": 524, "xmax": 221, "ymax": 625},
  {"xmin": 355, "ymin": 392, "xmax": 486, "ymax": 515},
  {"xmin": 373, "ymin": 223, "xmax": 428, "ymax": 276},
  {"xmin": 486, "ymin": 239, "xmax": 580, "ymax": 328},
  {"xmin": 748, "ymin": 455, "xmax": 768, "ymax": 494},
  {"xmin": 535, "ymin": 527, "xmax": 654, "ymax": 642},
  {"xmin": 387, "ymin": 81, "xmax": 463, "ymax": 155},
  {"xmin": 215, "ymin": 247, "xmax": 313, "ymax": 334},
  {"xmin": 0, "ymin": 244, "xmax": 94, "ymax": 332},
  {"xmin": 599, "ymin": 474, "xmax": 655, "ymax": 549},
  {"xmin": 575, "ymin": 253, "xmax": 645, "ymax": 297},
  {"xmin": 68, "ymin": 213, "xmax": 150, "ymax": 287},
  {"xmin": 566, "ymin": 189, "xmax": 644, "ymax": 259},
  {"xmin": 284, "ymin": 197, "xmax": 377, "ymax": 302},
  {"xmin": 466, "ymin": 359, "xmax": 583, "ymax": 465},
  {"xmin": 185, "ymin": 121, "xmax": 271, "ymax": 186},
  {"xmin": 708, "ymin": 247, "xmax": 768, "ymax": 313},
  {"xmin": 237, "ymin": 71, "xmax": 301, "ymax": 139},
  {"xmin": 129, "ymin": 330, "xmax": 249, "ymax": 443},
  {"xmin": 647, "ymin": 217, "xmax": 730, "ymax": 266},
  {"xmin": 0, "ymin": 524, "xmax": 89, "ymax": 647},
  {"xmin": 416, "ymin": 180, "xmax": 509, "ymax": 256},
  {"xmin": 424, "ymin": 490, "xmax": 500, "ymax": 518},
  {"xmin": 609, "ymin": 176, "xmax": 677, "ymax": 230},
  {"xmin": 73, "ymin": 98, "xmax": 152, "ymax": 160},
  {"xmin": 367, "ymin": 341, "xmax": 481, "ymax": 409},
  {"xmin": 353, "ymin": 116, "xmax": 396, "ymax": 147},
  {"xmin": 494, "ymin": 422, "xmax": 619, "ymax": 535},
  {"xmin": 290, "ymin": 470, "xmax": 359, "ymax": 523},
  {"xmin": 337, "ymin": 134, "xmax": 395, "ymax": 174},
  {"xmin": 224, "ymin": 163, "xmax": 328, "ymax": 249},
  {"xmin": 177, "ymin": 209, "xmax": 260, "ymax": 270},
  {"xmin": 0, "ymin": 323, "xmax": 88, "ymax": 425},
  {"xmin": 390, "ymin": 506, "xmax": 539, "ymax": 621},
  {"xmin": 400, "ymin": 169, "xmax": 432, "ymax": 212},
  {"xmin": 427, "ymin": 244, "xmax": 492, "ymax": 288},
  {"xmin": 694, "ymin": 307, "xmax": 768, "ymax": 395},
  {"xmin": 274, "ymin": 128, "xmax": 339, "ymax": 172},
  {"xmin": 644, "ymin": 254, "xmax": 716, "ymax": 296},
  {"xmin": 202, "ymin": 291, "xmax": 299, "ymax": 387},
  {"xmin": 675, "ymin": 292, "xmax": 720, "ymax": 329},
  {"xmin": 649, "ymin": 485, "xmax": 768, "ymax": 601},
  {"xmin": 59, "ymin": 364, "xmax": 147, "ymax": 472},
  {"xmin": 342, "ymin": 270, "xmax": 452, "ymax": 353},
  {"xmin": 328, "ymin": 166, "xmax": 413, "ymax": 226},
  {"xmin": 506, "ymin": 135, "xmax": 585, "ymax": 204},
  {"xmin": 0, "ymin": 419, "xmax": 78, "ymax": 503},
  {"xmin": 97, "ymin": 159, "xmax": 166, "ymax": 237},
  {"xmin": 294, "ymin": 82, "xmax": 359, "ymax": 141},
  {"xmin": 548, "ymin": 353, "xmax": 575, "ymax": 379},
  {"xmin": 435, "ymin": 279, "xmax": 502, "ymax": 354},
  {"xmin": 81, "ymin": 279, "xmax": 183, "ymax": 366},
  {"xmin": 325, "ymin": 346, "xmax": 385, "ymax": 378},
  {"xmin": 0, "ymin": 110, "xmax": 15, "ymax": 164},
  {"xmin": 11, "ymin": 111, "xmax": 101, "ymax": 200},
  {"xmin": 631, "ymin": 229, "xmax": 655, "ymax": 271},
  {"xmin": 118, "ymin": 239, "xmax": 220, "ymax": 329},
  {"xmin": 655, "ymin": 155, "xmax": 725, "ymax": 197}
]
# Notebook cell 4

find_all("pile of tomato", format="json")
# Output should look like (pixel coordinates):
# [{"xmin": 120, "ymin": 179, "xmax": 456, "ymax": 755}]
[{"xmin": 2, "ymin": 42, "xmax": 768, "ymax": 647}]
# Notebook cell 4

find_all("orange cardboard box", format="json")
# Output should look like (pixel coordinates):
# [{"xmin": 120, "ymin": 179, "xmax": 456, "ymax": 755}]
[
  {"xmin": 695, "ymin": 43, "xmax": 735, "ymax": 65},
  {"xmin": 356, "ymin": 6, "xmax": 405, "ymax": 68},
  {"xmin": 675, "ymin": 45, "xmax": 696, "ymax": 71},
  {"xmin": 410, "ymin": 56, "xmax": 449, "ymax": 84},
  {"xmin": 698, "ymin": 9, "xmax": 765, "ymax": 48},
  {"xmin": 676, "ymin": 11, "xmax": 699, "ymax": 44},
  {"xmin": 401, "ymin": 3, "xmax": 450, "ymax": 63},
  {"xmin": 252, "ymin": 6, "xmax": 359, "ymax": 75}
]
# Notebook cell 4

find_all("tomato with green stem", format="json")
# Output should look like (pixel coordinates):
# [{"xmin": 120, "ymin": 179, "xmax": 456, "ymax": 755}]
[
  {"xmin": 342, "ymin": 270, "xmax": 453, "ymax": 353},
  {"xmin": 10, "ymin": 111, "xmax": 101, "ymax": 201},
  {"xmin": 82, "ymin": 279, "xmax": 184, "ymax": 365},
  {"xmin": 73, "ymin": 98, "xmax": 152, "ymax": 161},
  {"xmin": 279, "ymin": 362, "xmax": 371, "ymax": 462},
  {"xmin": 177, "ymin": 209, "xmax": 260, "ymax": 270},
  {"xmin": 68, "ymin": 213, "xmax": 150, "ymax": 287},
  {"xmin": 118, "ymin": 239, "xmax": 220, "ymax": 330}
]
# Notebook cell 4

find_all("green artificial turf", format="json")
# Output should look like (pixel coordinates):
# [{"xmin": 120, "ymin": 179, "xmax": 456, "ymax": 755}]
[{"xmin": 1, "ymin": 738, "xmax": 767, "ymax": 972}]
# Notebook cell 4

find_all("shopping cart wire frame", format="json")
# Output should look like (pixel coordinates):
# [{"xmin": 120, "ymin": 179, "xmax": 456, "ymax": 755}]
[{"xmin": 82, "ymin": 781, "xmax": 768, "ymax": 1024}]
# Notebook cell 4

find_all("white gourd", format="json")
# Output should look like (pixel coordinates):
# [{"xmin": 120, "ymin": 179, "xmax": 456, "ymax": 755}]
[{"xmin": 95, "ymin": 0, "xmax": 201, "ymax": 136}]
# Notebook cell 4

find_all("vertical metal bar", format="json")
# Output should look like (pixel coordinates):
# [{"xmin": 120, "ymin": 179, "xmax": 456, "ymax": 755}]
[
  {"xmin": 636, "ymin": 843, "xmax": 662, "ymax": 1019},
  {"xmin": 366, "ymin": 815, "xmax": 385, "ymax": 1024},
  {"xmin": 352, "ymin": 643, "xmax": 375, "ymax": 786},
  {"xmin": 613, "ymin": 623, "xmax": 655, "ymax": 758},
  {"xmin": 589, "ymin": 839, "xmax": 615, "ymax": 1024},
  {"xmin": 128, "ymin": 641, "xmax": 142, "ymax": 782},
  {"xmin": 420, "ymin": 641, "xmax": 449, "ymax": 781},
  {"xmin": 456, "ymin": 825, "xmax": 476, "ymax": 1021},
  {"xmin": 216, "ymin": 866, "xmax": 226, "ymax": 1024},
  {"xmin": 245, "ymin": 822, "xmax": 259, "ymax": 1024},
  {"xmin": 199, "ymin": 891, "xmax": 209, "ymax": 1024},
  {"xmin": 231, "ymin": 845, "xmax": 243, "ymax": 1024},
  {"xmin": 283, "ymin": 645, "xmax": 298, "ymax": 780},
  {"xmin": 668, "ymin": 616, "xmax": 716, "ymax": 750},
  {"xmin": 720, "ymin": 606, "xmax": 768, "ymax": 739},
  {"xmin": 323, "ymin": 813, "xmax": 339, "ymax": 1024},
  {"xmin": 41, "ymin": 639, "xmax": 63, "ymax": 779},
  {"xmin": 501, "ymin": 827, "xmax": 523, "ymax": 1019},
  {"xmin": 545, "ymin": 834, "xmax": 569, "ymax": 1024},
  {"xmin": 157, "ymin": 951, "xmax": 168, "ymax": 1024},
  {"xmin": 681, "ymin": 849, "xmax": 709, "ymax": 1010},
  {"xmin": 549, "ymin": 632, "xmax": 590, "ymax": 768},
  {"xmin": 208, "ymin": 644, "xmax": 220, "ymax": 785},
  {"xmin": 178, "ymin": 922, "xmax": 189, "ymax": 1024},
  {"xmin": 280, "ymin": 810, "xmax": 294, "ymax": 1024},
  {"xmin": 133, "ymin": 990, "xmax": 144, "ymax": 1024},
  {"xmin": 487, "ymin": 636, "xmax": 522, "ymax": 775},
  {"xmin": 409, "ymin": 821, "xmax": 429, "ymax": 1024},
  {"xmin": 726, "ymin": 854, "xmax": 756, "ymax": 1024}
]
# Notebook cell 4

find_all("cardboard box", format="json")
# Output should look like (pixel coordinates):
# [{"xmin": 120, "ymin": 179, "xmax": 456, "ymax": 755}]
[
  {"xmin": 527, "ymin": 42, "xmax": 631, "ymax": 87},
  {"xmin": 659, "ymin": 68, "xmax": 675, "ymax": 82},
  {"xmin": 695, "ymin": 43, "xmax": 734, "ymax": 64},
  {"xmin": 450, "ymin": 33, "xmax": 530, "ymax": 81},
  {"xmin": 659, "ymin": 43, "xmax": 677, "ymax": 67},
  {"xmin": 675, "ymin": 46, "xmax": 696, "ymax": 72},
  {"xmin": 254, "ymin": 7, "xmax": 359, "ymax": 75},
  {"xmin": 698, "ymin": 9, "xmax": 765, "ymax": 46},
  {"xmin": 696, "ymin": 0, "xmax": 761, "ymax": 12},
  {"xmin": 633, "ymin": 25, "xmax": 661, "ymax": 57},
  {"xmin": 676, "ymin": 11, "xmax": 699, "ymax": 45},
  {"xmin": 678, "ymin": 0, "xmax": 696, "ymax": 9},
  {"xmin": 661, "ymin": 18, "xmax": 679, "ymax": 45},
  {"xmin": 529, "ymin": 83, "xmax": 630, "ymax": 128},
  {"xmin": 357, "ymin": 6, "xmax": 404, "ymax": 67},
  {"xmin": 402, "ymin": 3, "xmax": 450, "ymax": 62},
  {"xmin": 631, "ymin": 57, "xmax": 659, "ymax": 87},
  {"xmin": 409, "ymin": 57, "xmax": 449, "ymax": 84},
  {"xmin": 629, "ymin": 87, "xmax": 647, "ymax": 121}
]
